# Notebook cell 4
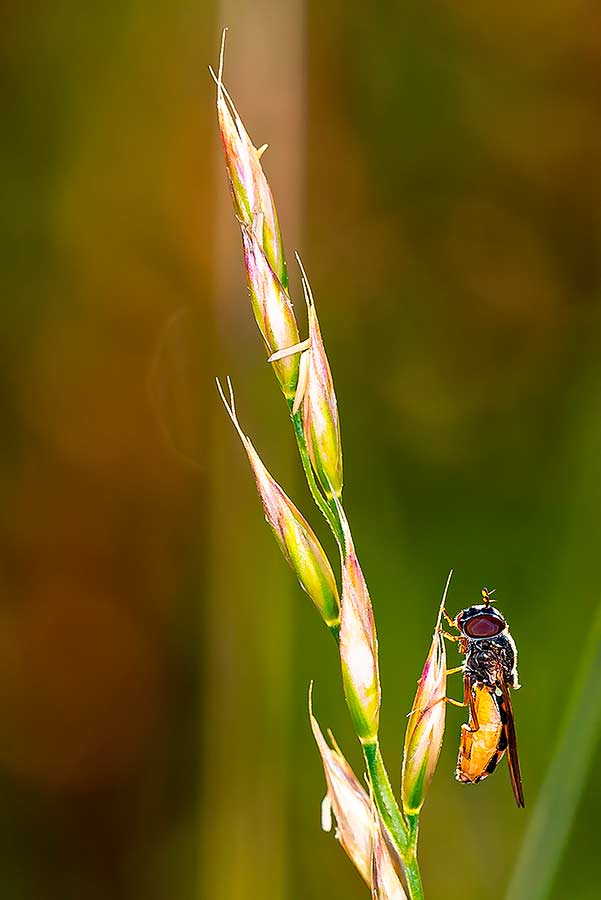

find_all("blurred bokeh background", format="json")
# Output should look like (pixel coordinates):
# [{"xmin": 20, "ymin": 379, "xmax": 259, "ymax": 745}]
[{"xmin": 1, "ymin": 2, "xmax": 601, "ymax": 898}]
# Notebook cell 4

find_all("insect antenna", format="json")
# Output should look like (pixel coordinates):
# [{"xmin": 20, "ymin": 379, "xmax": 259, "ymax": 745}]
[{"xmin": 481, "ymin": 587, "xmax": 496, "ymax": 606}]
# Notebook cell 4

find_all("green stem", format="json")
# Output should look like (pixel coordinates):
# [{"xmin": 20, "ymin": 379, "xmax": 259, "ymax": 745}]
[
  {"xmin": 363, "ymin": 742, "xmax": 424, "ymax": 899},
  {"xmin": 290, "ymin": 409, "xmax": 345, "ymax": 547},
  {"xmin": 402, "ymin": 850, "xmax": 424, "ymax": 900},
  {"xmin": 407, "ymin": 813, "xmax": 420, "ymax": 855},
  {"xmin": 363, "ymin": 741, "xmax": 408, "ymax": 852}
]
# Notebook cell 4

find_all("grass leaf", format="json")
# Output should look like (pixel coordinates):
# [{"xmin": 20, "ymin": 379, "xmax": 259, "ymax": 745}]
[{"xmin": 506, "ymin": 598, "xmax": 601, "ymax": 900}]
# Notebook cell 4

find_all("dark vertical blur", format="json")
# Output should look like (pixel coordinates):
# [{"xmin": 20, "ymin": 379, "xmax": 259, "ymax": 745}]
[
  {"xmin": 1, "ymin": 2, "xmax": 213, "ymax": 898},
  {"xmin": 1, "ymin": 2, "xmax": 600, "ymax": 899}
]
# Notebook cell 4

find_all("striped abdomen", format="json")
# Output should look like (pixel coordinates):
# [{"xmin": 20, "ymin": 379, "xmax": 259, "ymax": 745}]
[{"xmin": 456, "ymin": 684, "xmax": 507, "ymax": 784}]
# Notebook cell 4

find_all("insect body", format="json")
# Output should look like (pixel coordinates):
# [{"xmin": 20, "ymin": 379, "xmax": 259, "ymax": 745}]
[{"xmin": 444, "ymin": 588, "xmax": 524, "ymax": 807}]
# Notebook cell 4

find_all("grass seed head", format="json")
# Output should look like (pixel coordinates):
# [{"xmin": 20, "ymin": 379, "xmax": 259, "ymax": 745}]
[
  {"xmin": 336, "ymin": 501, "xmax": 381, "ymax": 743},
  {"xmin": 213, "ymin": 30, "xmax": 287, "ymax": 286},
  {"xmin": 242, "ymin": 227, "xmax": 300, "ymax": 399},
  {"xmin": 310, "ymin": 689, "xmax": 406, "ymax": 898},
  {"xmin": 217, "ymin": 378, "xmax": 340, "ymax": 627},
  {"xmin": 296, "ymin": 255, "xmax": 343, "ymax": 498},
  {"xmin": 401, "ymin": 574, "xmax": 451, "ymax": 816},
  {"xmin": 310, "ymin": 691, "xmax": 374, "ymax": 885}
]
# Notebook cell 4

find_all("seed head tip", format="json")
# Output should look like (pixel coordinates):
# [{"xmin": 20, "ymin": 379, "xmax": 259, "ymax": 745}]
[{"xmin": 218, "ymin": 27, "xmax": 227, "ymax": 86}]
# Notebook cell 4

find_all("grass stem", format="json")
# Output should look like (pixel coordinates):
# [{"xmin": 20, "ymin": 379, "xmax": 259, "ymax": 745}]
[{"xmin": 363, "ymin": 741, "xmax": 424, "ymax": 899}]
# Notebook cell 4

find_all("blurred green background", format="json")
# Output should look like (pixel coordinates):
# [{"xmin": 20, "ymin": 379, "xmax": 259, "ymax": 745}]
[{"xmin": 1, "ymin": 2, "xmax": 601, "ymax": 899}]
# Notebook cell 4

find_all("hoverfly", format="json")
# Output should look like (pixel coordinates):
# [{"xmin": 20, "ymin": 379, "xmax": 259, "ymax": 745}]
[{"xmin": 442, "ymin": 588, "xmax": 524, "ymax": 807}]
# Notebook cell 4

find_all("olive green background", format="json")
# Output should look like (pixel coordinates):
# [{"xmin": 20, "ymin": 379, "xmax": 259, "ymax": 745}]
[{"xmin": 1, "ymin": 2, "xmax": 600, "ymax": 899}]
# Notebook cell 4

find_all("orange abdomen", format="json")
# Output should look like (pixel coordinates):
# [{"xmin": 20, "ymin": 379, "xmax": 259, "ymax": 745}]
[{"xmin": 456, "ymin": 686, "xmax": 506, "ymax": 784}]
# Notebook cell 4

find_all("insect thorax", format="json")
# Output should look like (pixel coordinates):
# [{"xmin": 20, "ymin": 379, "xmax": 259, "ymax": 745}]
[{"xmin": 464, "ymin": 634, "xmax": 518, "ymax": 687}]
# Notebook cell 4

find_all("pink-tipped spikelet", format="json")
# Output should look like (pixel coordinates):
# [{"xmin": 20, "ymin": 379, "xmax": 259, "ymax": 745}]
[
  {"xmin": 214, "ymin": 31, "xmax": 286, "ymax": 286},
  {"xmin": 401, "ymin": 574, "xmax": 451, "ymax": 815},
  {"xmin": 242, "ymin": 227, "xmax": 300, "ymax": 398},
  {"xmin": 217, "ymin": 378, "xmax": 340, "ymax": 627},
  {"xmin": 336, "ymin": 500, "xmax": 381, "ymax": 743},
  {"xmin": 296, "ymin": 256, "xmax": 343, "ymax": 498},
  {"xmin": 310, "ymin": 690, "xmax": 405, "ymax": 898}
]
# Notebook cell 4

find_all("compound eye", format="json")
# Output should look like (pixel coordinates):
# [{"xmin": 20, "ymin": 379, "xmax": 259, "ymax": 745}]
[{"xmin": 464, "ymin": 614, "xmax": 504, "ymax": 638}]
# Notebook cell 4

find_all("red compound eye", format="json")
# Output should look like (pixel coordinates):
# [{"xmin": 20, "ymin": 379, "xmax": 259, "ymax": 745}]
[{"xmin": 464, "ymin": 614, "xmax": 504, "ymax": 638}]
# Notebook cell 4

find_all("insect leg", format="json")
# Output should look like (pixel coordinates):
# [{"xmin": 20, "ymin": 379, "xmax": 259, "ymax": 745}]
[
  {"xmin": 442, "ymin": 608, "xmax": 458, "ymax": 629},
  {"xmin": 466, "ymin": 680, "xmax": 480, "ymax": 733},
  {"xmin": 406, "ymin": 695, "xmax": 443, "ymax": 717},
  {"xmin": 406, "ymin": 670, "xmax": 468, "ymax": 717},
  {"xmin": 445, "ymin": 696, "xmax": 468, "ymax": 708},
  {"xmin": 446, "ymin": 665, "xmax": 465, "ymax": 676},
  {"xmin": 435, "ymin": 670, "xmax": 470, "ymax": 710},
  {"xmin": 406, "ymin": 694, "xmax": 467, "ymax": 717},
  {"xmin": 440, "ymin": 630, "xmax": 460, "ymax": 643}
]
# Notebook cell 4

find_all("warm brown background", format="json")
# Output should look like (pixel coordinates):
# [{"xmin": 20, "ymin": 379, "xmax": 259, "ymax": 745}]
[{"xmin": 1, "ymin": 2, "xmax": 600, "ymax": 898}]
